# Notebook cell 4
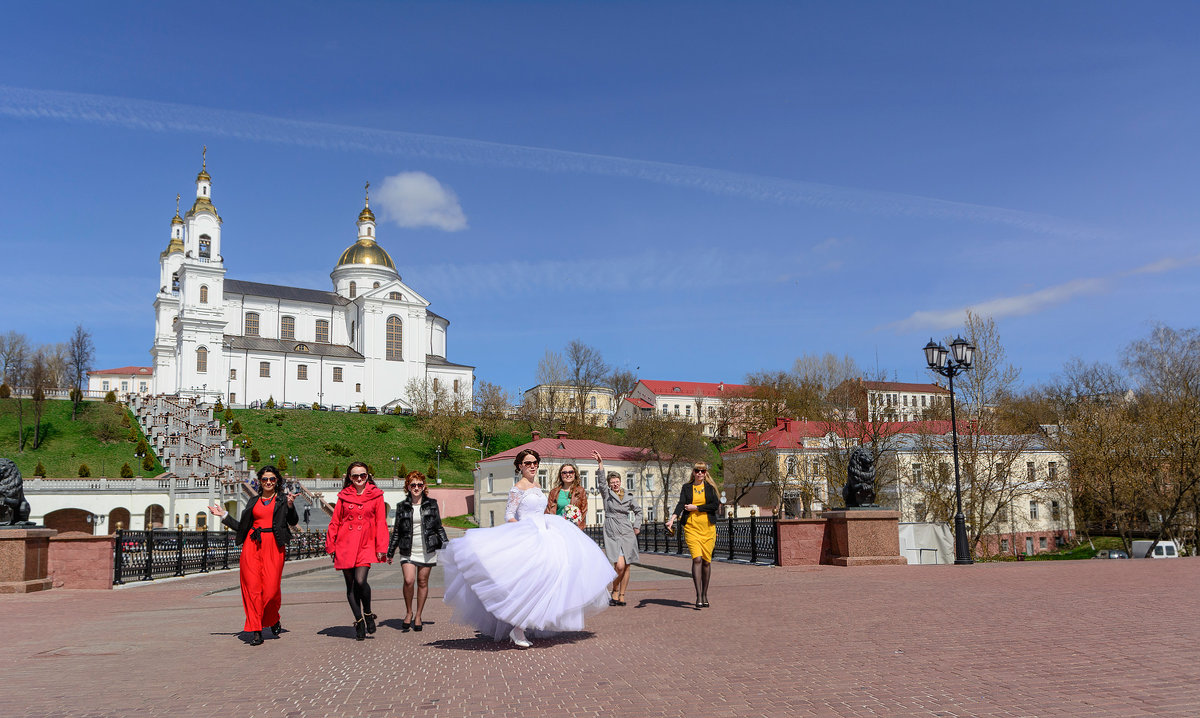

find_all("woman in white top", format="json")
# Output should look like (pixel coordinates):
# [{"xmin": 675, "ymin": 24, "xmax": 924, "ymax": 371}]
[
  {"xmin": 440, "ymin": 448, "xmax": 616, "ymax": 648},
  {"xmin": 387, "ymin": 471, "xmax": 448, "ymax": 632}
]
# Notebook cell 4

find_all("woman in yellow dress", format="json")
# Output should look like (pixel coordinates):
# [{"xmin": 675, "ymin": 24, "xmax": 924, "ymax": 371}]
[{"xmin": 665, "ymin": 462, "xmax": 720, "ymax": 610}]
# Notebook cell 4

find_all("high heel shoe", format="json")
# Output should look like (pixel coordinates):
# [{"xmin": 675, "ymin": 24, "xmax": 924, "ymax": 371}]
[
  {"xmin": 354, "ymin": 618, "xmax": 366, "ymax": 641},
  {"xmin": 413, "ymin": 619, "xmax": 423, "ymax": 632},
  {"xmin": 364, "ymin": 613, "xmax": 377, "ymax": 634},
  {"xmin": 617, "ymin": 595, "xmax": 627, "ymax": 606},
  {"xmin": 701, "ymin": 600, "xmax": 710, "ymax": 608},
  {"xmin": 271, "ymin": 621, "xmax": 283, "ymax": 635},
  {"xmin": 249, "ymin": 630, "xmax": 264, "ymax": 646},
  {"xmin": 693, "ymin": 601, "xmax": 703, "ymax": 610},
  {"xmin": 508, "ymin": 626, "xmax": 532, "ymax": 649},
  {"xmin": 401, "ymin": 616, "xmax": 412, "ymax": 632}
]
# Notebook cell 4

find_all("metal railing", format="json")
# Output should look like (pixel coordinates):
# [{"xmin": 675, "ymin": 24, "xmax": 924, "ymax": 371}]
[
  {"xmin": 113, "ymin": 528, "xmax": 327, "ymax": 585},
  {"xmin": 585, "ymin": 516, "xmax": 777, "ymax": 565}
]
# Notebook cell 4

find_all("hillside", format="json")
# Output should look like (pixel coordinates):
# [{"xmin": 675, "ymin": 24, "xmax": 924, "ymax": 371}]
[{"xmin": 0, "ymin": 399, "xmax": 164, "ymax": 478}]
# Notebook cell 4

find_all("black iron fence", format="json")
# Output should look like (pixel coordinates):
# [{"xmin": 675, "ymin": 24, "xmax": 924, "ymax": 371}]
[
  {"xmin": 113, "ymin": 529, "xmax": 327, "ymax": 585},
  {"xmin": 585, "ymin": 516, "xmax": 777, "ymax": 565}
]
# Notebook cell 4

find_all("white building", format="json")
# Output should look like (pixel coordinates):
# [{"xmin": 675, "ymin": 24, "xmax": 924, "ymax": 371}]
[
  {"xmin": 150, "ymin": 159, "xmax": 473, "ymax": 410},
  {"xmin": 613, "ymin": 379, "xmax": 758, "ymax": 437},
  {"xmin": 860, "ymin": 381, "xmax": 949, "ymax": 422},
  {"xmin": 87, "ymin": 366, "xmax": 154, "ymax": 398}
]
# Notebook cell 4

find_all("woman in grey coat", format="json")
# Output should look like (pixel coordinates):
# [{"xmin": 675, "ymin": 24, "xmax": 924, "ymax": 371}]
[{"xmin": 592, "ymin": 450, "xmax": 642, "ymax": 607}]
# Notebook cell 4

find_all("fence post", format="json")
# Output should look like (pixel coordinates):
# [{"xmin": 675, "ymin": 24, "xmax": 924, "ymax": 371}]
[
  {"xmin": 201, "ymin": 529, "xmax": 209, "ymax": 573},
  {"xmin": 675, "ymin": 523, "xmax": 684, "ymax": 555},
  {"xmin": 174, "ymin": 528, "xmax": 184, "ymax": 577},
  {"xmin": 773, "ymin": 517, "xmax": 781, "ymax": 567},
  {"xmin": 727, "ymin": 516, "xmax": 735, "ymax": 561},
  {"xmin": 750, "ymin": 514, "xmax": 758, "ymax": 564},
  {"xmin": 222, "ymin": 528, "xmax": 230, "ymax": 570},
  {"xmin": 143, "ymin": 530, "xmax": 154, "ymax": 582},
  {"xmin": 113, "ymin": 529, "xmax": 125, "ymax": 585}
]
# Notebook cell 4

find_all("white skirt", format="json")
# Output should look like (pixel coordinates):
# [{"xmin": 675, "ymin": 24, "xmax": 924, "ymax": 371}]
[{"xmin": 441, "ymin": 513, "xmax": 616, "ymax": 640}]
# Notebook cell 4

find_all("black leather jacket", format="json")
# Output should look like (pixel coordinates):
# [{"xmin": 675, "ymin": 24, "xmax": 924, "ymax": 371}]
[{"xmin": 387, "ymin": 497, "xmax": 449, "ymax": 558}]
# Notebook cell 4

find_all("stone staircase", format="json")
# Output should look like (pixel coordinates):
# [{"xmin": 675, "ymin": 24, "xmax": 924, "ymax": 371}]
[{"xmin": 129, "ymin": 395, "xmax": 251, "ymax": 499}]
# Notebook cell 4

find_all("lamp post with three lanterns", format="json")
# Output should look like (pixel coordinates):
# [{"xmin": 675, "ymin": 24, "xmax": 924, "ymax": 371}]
[{"xmin": 923, "ymin": 336, "xmax": 976, "ymax": 565}]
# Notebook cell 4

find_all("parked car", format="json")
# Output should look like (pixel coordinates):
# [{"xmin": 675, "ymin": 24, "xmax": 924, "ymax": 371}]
[
  {"xmin": 313, "ymin": 404, "xmax": 329, "ymax": 411},
  {"xmin": 366, "ymin": 406, "xmax": 379, "ymax": 414},
  {"xmin": 1131, "ymin": 539, "xmax": 1181, "ymax": 559},
  {"xmin": 281, "ymin": 401, "xmax": 296, "ymax": 409},
  {"xmin": 1094, "ymin": 549, "xmax": 1129, "ymax": 559}
]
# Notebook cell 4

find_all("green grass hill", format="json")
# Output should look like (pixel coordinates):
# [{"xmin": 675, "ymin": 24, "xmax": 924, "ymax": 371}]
[{"xmin": 0, "ymin": 399, "xmax": 164, "ymax": 479}]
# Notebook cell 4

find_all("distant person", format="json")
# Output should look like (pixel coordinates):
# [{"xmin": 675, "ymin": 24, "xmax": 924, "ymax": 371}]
[
  {"xmin": 207, "ymin": 465, "xmax": 299, "ymax": 646},
  {"xmin": 665, "ymin": 462, "xmax": 720, "ymax": 610},
  {"xmin": 302, "ymin": 505, "xmax": 311, "ymax": 531},
  {"xmin": 545, "ymin": 462, "xmax": 587, "ymax": 528},
  {"xmin": 387, "ymin": 471, "xmax": 449, "ymax": 632},
  {"xmin": 326, "ymin": 462, "xmax": 389, "ymax": 640},
  {"xmin": 591, "ymin": 450, "xmax": 642, "ymax": 607},
  {"xmin": 441, "ymin": 448, "xmax": 615, "ymax": 648}
]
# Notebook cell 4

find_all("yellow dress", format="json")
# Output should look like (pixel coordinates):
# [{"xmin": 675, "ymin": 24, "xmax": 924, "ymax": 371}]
[{"xmin": 683, "ymin": 483, "xmax": 716, "ymax": 562}]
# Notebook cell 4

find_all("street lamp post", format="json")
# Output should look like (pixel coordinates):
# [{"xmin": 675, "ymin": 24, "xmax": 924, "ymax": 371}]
[
  {"xmin": 390, "ymin": 455, "xmax": 401, "ymax": 478},
  {"xmin": 923, "ymin": 336, "xmax": 976, "ymax": 565},
  {"xmin": 435, "ymin": 446, "xmax": 442, "ymax": 484},
  {"xmin": 463, "ymin": 445, "xmax": 484, "ymax": 464}
]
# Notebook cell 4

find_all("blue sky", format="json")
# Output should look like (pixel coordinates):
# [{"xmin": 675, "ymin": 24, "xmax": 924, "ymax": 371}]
[{"xmin": 2, "ymin": 2, "xmax": 1198, "ymax": 395}]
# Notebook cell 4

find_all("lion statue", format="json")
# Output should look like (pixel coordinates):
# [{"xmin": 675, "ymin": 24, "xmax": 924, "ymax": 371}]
[
  {"xmin": 0, "ymin": 458, "xmax": 34, "ymax": 527},
  {"xmin": 841, "ymin": 447, "xmax": 877, "ymax": 508}
]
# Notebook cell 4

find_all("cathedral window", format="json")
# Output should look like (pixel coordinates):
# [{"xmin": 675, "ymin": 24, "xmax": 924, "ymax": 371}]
[
  {"xmin": 199, "ymin": 235, "xmax": 211, "ymax": 258},
  {"xmin": 333, "ymin": 367, "xmax": 343, "ymax": 383},
  {"xmin": 355, "ymin": 383, "xmax": 361, "ymax": 392},
  {"xmin": 171, "ymin": 273, "xmax": 179, "ymax": 294},
  {"xmin": 230, "ymin": 368, "xmax": 236, "ymax": 380},
  {"xmin": 281, "ymin": 316, "xmax": 295, "ymax": 340},
  {"xmin": 230, "ymin": 392, "xmax": 236, "ymax": 403},
  {"xmin": 386, "ymin": 316, "xmax": 402, "ymax": 361},
  {"xmin": 315, "ymin": 320, "xmax": 330, "ymax": 344},
  {"xmin": 244, "ymin": 312, "xmax": 260, "ymax": 336},
  {"xmin": 349, "ymin": 281, "xmax": 357, "ymax": 298},
  {"xmin": 196, "ymin": 346, "xmax": 208, "ymax": 373},
  {"xmin": 297, "ymin": 364, "xmax": 308, "ymax": 380},
  {"xmin": 199, "ymin": 285, "xmax": 208, "ymax": 304},
  {"xmin": 433, "ymin": 378, "xmax": 440, "ymax": 392},
  {"xmin": 454, "ymin": 379, "xmax": 460, "ymax": 393},
  {"xmin": 259, "ymin": 362, "xmax": 270, "ymax": 378},
  {"xmin": 389, "ymin": 292, "xmax": 402, "ymax": 300}
]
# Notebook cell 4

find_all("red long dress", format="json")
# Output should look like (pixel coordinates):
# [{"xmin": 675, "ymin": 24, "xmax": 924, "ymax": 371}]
[
  {"xmin": 239, "ymin": 497, "xmax": 285, "ymax": 631},
  {"xmin": 325, "ymin": 484, "xmax": 389, "ymax": 569}
]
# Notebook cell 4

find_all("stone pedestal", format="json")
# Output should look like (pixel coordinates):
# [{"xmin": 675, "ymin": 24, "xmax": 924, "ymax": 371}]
[
  {"xmin": 49, "ymin": 532, "xmax": 115, "ymax": 590},
  {"xmin": 819, "ymin": 510, "xmax": 907, "ymax": 566},
  {"xmin": 0, "ymin": 528, "xmax": 59, "ymax": 593},
  {"xmin": 775, "ymin": 518, "xmax": 830, "ymax": 566}
]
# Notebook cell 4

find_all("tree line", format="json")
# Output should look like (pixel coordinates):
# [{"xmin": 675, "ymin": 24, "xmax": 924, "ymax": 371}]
[{"xmin": 0, "ymin": 326, "xmax": 95, "ymax": 451}]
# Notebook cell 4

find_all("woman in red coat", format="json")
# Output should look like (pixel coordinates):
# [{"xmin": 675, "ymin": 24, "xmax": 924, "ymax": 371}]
[{"xmin": 325, "ymin": 461, "xmax": 389, "ymax": 640}]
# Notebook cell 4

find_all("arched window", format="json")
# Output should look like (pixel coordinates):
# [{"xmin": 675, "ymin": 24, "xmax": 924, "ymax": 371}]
[
  {"xmin": 349, "ymin": 281, "xmax": 356, "ymax": 298},
  {"xmin": 199, "ymin": 284, "xmax": 208, "ymax": 303},
  {"xmin": 367, "ymin": 226, "xmax": 372, "ymax": 236},
  {"xmin": 389, "ymin": 291, "xmax": 403, "ymax": 300},
  {"xmin": 281, "ymin": 316, "xmax": 295, "ymax": 340},
  {"xmin": 198, "ymin": 234, "xmax": 211, "ymax": 258},
  {"xmin": 196, "ymin": 346, "xmax": 208, "ymax": 373},
  {"xmin": 244, "ymin": 312, "xmax": 259, "ymax": 336},
  {"xmin": 386, "ymin": 316, "xmax": 402, "ymax": 361},
  {"xmin": 171, "ymin": 272, "xmax": 179, "ymax": 294},
  {"xmin": 315, "ymin": 319, "xmax": 330, "ymax": 343}
]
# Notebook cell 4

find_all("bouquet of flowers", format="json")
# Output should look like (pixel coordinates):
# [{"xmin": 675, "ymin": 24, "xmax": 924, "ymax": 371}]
[{"xmin": 562, "ymin": 504, "xmax": 583, "ymax": 527}]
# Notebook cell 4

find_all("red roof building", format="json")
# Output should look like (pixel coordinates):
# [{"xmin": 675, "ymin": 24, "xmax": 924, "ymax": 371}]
[
  {"xmin": 86, "ymin": 366, "xmax": 155, "ymax": 398},
  {"xmin": 614, "ymin": 379, "xmax": 759, "ymax": 438}
]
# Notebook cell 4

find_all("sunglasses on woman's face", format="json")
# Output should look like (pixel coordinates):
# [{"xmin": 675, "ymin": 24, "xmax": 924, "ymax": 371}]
[
  {"xmin": 410, "ymin": 483, "xmax": 425, "ymax": 489},
  {"xmin": 261, "ymin": 477, "xmax": 277, "ymax": 483},
  {"xmin": 521, "ymin": 461, "xmax": 539, "ymax": 467},
  {"xmin": 561, "ymin": 471, "xmax": 576, "ymax": 477},
  {"xmin": 694, "ymin": 469, "xmax": 708, "ymax": 474},
  {"xmin": 350, "ymin": 473, "xmax": 369, "ymax": 479}
]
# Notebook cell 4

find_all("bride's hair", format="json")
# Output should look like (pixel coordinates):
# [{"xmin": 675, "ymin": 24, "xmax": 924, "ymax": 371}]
[{"xmin": 513, "ymin": 448, "xmax": 540, "ymax": 470}]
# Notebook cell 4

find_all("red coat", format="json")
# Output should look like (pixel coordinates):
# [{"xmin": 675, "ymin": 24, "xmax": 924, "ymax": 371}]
[{"xmin": 325, "ymin": 484, "xmax": 389, "ymax": 569}]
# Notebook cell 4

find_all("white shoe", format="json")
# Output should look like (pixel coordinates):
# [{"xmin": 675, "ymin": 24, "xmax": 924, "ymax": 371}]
[{"xmin": 509, "ymin": 627, "xmax": 532, "ymax": 649}]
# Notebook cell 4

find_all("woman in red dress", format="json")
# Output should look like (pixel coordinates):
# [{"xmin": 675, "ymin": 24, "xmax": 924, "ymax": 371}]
[
  {"xmin": 326, "ymin": 461, "xmax": 389, "ymax": 640},
  {"xmin": 208, "ymin": 465, "xmax": 299, "ymax": 646}
]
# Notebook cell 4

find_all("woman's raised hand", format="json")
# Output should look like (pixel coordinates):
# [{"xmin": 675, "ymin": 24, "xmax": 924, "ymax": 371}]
[
  {"xmin": 207, "ymin": 504, "xmax": 226, "ymax": 517},
  {"xmin": 286, "ymin": 492, "xmax": 296, "ymax": 507},
  {"xmin": 591, "ymin": 449, "xmax": 604, "ymax": 474}
]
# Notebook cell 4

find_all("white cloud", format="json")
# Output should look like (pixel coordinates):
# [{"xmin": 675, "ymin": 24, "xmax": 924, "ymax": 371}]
[{"xmin": 374, "ymin": 172, "xmax": 467, "ymax": 231}]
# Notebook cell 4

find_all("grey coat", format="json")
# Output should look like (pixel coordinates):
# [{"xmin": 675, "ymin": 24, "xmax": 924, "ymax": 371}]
[{"xmin": 597, "ymin": 478, "xmax": 643, "ymax": 563}]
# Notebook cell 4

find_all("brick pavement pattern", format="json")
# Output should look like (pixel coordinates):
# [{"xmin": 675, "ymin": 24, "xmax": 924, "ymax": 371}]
[{"xmin": 3, "ymin": 554, "xmax": 1198, "ymax": 717}]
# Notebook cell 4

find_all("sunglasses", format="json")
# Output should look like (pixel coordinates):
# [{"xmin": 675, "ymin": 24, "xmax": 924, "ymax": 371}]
[
  {"xmin": 261, "ymin": 477, "xmax": 278, "ymax": 483},
  {"xmin": 521, "ymin": 461, "xmax": 539, "ymax": 467},
  {"xmin": 693, "ymin": 468, "xmax": 708, "ymax": 474},
  {"xmin": 349, "ymin": 473, "xmax": 369, "ymax": 479},
  {"xmin": 561, "ymin": 471, "xmax": 576, "ymax": 476},
  {"xmin": 409, "ymin": 483, "xmax": 425, "ymax": 489}
]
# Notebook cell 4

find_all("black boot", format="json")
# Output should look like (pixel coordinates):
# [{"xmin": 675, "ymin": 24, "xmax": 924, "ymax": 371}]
[
  {"xmin": 249, "ymin": 631, "xmax": 264, "ymax": 646},
  {"xmin": 364, "ymin": 613, "xmax": 377, "ymax": 634},
  {"xmin": 271, "ymin": 621, "xmax": 283, "ymax": 636},
  {"xmin": 354, "ymin": 618, "xmax": 366, "ymax": 641}
]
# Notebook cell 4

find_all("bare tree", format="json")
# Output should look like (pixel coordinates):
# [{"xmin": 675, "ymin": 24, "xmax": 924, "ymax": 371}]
[
  {"xmin": 472, "ymin": 380, "xmax": 512, "ymax": 456},
  {"xmin": 0, "ymin": 330, "xmax": 29, "ymax": 387},
  {"xmin": 67, "ymin": 324, "xmax": 94, "ymax": 420},
  {"xmin": 607, "ymin": 367, "xmax": 639, "ymax": 425},
  {"xmin": 564, "ymin": 340, "xmax": 609, "ymax": 427},
  {"xmin": 406, "ymin": 376, "xmax": 471, "ymax": 455},
  {"xmin": 530, "ymin": 349, "xmax": 568, "ymax": 424},
  {"xmin": 28, "ymin": 347, "xmax": 51, "ymax": 449},
  {"xmin": 744, "ymin": 370, "xmax": 822, "ymax": 429},
  {"xmin": 722, "ymin": 448, "xmax": 779, "ymax": 518},
  {"xmin": 625, "ymin": 414, "xmax": 708, "ymax": 519},
  {"xmin": 5, "ymin": 336, "xmax": 29, "ymax": 451},
  {"xmin": 792, "ymin": 353, "xmax": 863, "ymax": 396}
]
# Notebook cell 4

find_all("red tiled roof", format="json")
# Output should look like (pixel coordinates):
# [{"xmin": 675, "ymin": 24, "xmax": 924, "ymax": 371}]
[
  {"xmin": 89, "ymin": 366, "xmax": 154, "ymax": 376},
  {"xmin": 625, "ymin": 397, "xmax": 654, "ymax": 409},
  {"xmin": 721, "ymin": 418, "xmax": 959, "ymax": 455},
  {"xmin": 862, "ymin": 381, "xmax": 949, "ymax": 394},
  {"xmin": 485, "ymin": 435, "xmax": 647, "ymax": 463},
  {"xmin": 639, "ymin": 380, "xmax": 752, "ymax": 398}
]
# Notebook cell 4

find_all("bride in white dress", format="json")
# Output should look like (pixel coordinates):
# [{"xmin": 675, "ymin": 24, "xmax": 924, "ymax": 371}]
[{"xmin": 441, "ymin": 448, "xmax": 616, "ymax": 648}]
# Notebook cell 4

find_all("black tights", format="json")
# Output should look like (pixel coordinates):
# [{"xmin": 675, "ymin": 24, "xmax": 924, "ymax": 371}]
[
  {"xmin": 691, "ymin": 557, "xmax": 711, "ymax": 602},
  {"xmin": 342, "ymin": 566, "xmax": 372, "ymax": 621}
]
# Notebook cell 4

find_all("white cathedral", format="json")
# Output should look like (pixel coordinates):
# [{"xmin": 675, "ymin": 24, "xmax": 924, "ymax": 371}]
[{"xmin": 151, "ymin": 157, "xmax": 474, "ymax": 410}]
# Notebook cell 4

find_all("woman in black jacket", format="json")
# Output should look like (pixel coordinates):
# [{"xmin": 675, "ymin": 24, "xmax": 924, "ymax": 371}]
[
  {"xmin": 665, "ymin": 463, "xmax": 720, "ymax": 609},
  {"xmin": 387, "ymin": 471, "xmax": 449, "ymax": 631},
  {"xmin": 208, "ymin": 465, "xmax": 299, "ymax": 645}
]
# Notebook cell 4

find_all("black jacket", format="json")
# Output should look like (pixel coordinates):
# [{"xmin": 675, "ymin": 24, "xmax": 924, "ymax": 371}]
[
  {"xmin": 388, "ymin": 496, "xmax": 450, "ymax": 558},
  {"xmin": 672, "ymin": 481, "xmax": 721, "ymax": 527},
  {"xmin": 221, "ymin": 495, "xmax": 300, "ymax": 550}
]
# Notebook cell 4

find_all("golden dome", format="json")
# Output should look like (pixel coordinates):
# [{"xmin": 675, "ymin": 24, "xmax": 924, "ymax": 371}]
[
  {"xmin": 160, "ymin": 237, "xmax": 185, "ymax": 257},
  {"xmin": 336, "ymin": 238, "xmax": 396, "ymax": 271},
  {"xmin": 171, "ymin": 212, "xmax": 183, "ymax": 226},
  {"xmin": 188, "ymin": 196, "xmax": 221, "ymax": 221},
  {"xmin": 197, "ymin": 169, "xmax": 211, "ymax": 181},
  {"xmin": 358, "ymin": 206, "xmax": 376, "ymax": 222}
]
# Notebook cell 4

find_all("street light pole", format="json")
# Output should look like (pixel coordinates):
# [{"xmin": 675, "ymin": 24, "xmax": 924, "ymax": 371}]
[
  {"xmin": 435, "ymin": 446, "xmax": 442, "ymax": 484},
  {"xmin": 923, "ymin": 336, "xmax": 976, "ymax": 566}
]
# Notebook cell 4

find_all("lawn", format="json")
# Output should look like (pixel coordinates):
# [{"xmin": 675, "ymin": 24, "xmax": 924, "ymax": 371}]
[
  {"xmin": 0, "ymin": 399, "xmax": 164, "ymax": 478},
  {"xmin": 993, "ymin": 535, "xmax": 1126, "ymax": 561}
]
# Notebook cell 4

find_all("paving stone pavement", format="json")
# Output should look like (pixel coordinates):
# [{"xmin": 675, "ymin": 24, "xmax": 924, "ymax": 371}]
[{"xmin": 4, "ymin": 553, "xmax": 1198, "ymax": 717}]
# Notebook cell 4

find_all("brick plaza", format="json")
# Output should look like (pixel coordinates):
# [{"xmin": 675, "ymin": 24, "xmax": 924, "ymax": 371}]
[{"xmin": 4, "ymin": 554, "xmax": 1198, "ymax": 717}]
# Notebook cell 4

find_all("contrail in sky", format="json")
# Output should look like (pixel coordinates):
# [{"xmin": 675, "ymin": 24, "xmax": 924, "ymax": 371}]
[{"xmin": 0, "ymin": 85, "xmax": 1097, "ymax": 238}]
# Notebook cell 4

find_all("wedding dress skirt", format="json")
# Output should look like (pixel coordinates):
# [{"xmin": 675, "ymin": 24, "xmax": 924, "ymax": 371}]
[{"xmin": 441, "ymin": 512, "xmax": 616, "ymax": 640}]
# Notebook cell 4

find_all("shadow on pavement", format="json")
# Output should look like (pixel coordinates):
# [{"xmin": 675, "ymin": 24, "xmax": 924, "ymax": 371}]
[
  {"xmin": 427, "ymin": 630, "xmax": 595, "ymax": 651},
  {"xmin": 317, "ymin": 625, "xmax": 360, "ymax": 640},
  {"xmin": 633, "ymin": 598, "xmax": 693, "ymax": 609}
]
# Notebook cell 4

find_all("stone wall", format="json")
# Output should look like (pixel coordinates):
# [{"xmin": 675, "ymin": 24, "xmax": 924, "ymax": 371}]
[
  {"xmin": 48, "ymin": 532, "xmax": 114, "ymax": 590},
  {"xmin": 775, "ymin": 518, "xmax": 831, "ymax": 566}
]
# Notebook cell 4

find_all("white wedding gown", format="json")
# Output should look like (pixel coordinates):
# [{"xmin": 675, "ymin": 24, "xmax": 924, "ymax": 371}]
[{"xmin": 441, "ymin": 485, "xmax": 616, "ymax": 640}]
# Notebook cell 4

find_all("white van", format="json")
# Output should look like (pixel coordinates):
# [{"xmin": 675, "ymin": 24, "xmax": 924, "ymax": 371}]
[{"xmin": 1131, "ymin": 539, "xmax": 1182, "ymax": 559}]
